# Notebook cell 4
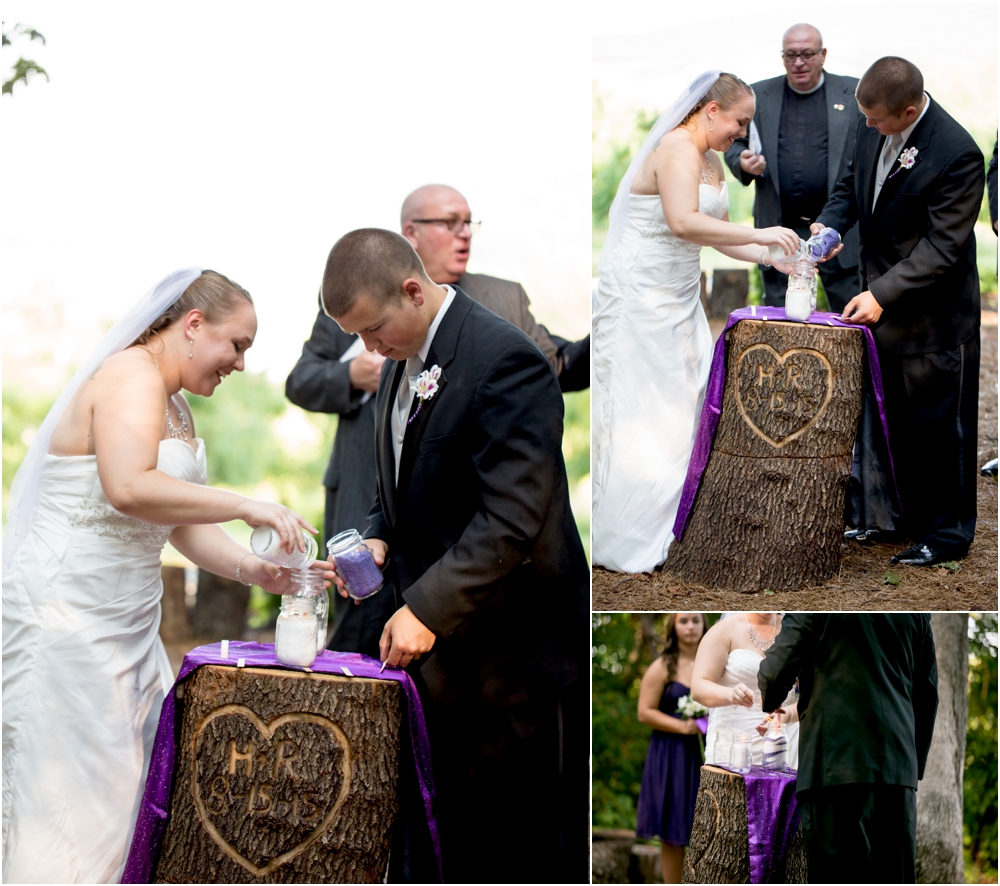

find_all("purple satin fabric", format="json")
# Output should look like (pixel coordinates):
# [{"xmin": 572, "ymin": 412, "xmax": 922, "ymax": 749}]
[
  {"xmin": 121, "ymin": 642, "xmax": 442, "ymax": 884},
  {"xmin": 674, "ymin": 307, "xmax": 896, "ymax": 539},
  {"xmin": 715, "ymin": 763, "xmax": 800, "ymax": 884}
]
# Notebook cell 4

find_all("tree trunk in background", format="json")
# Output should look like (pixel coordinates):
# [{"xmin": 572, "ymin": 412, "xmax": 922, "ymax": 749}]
[
  {"xmin": 159, "ymin": 565, "xmax": 191, "ymax": 644},
  {"xmin": 683, "ymin": 765, "xmax": 807, "ymax": 884},
  {"xmin": 591, "ymin": 829, "xmax": 635, "ymax": 884},
  {"xmin": 668, "ymin": 320, "xmax": 865, "ymax": 591},
  {"xmin": 916, "ymin": 614, "xmax": 968, "ymax": 884},
  {"xmin": 155, "ymin": 665, "xmax": 402, "ymax": 883},
  {"xmin": 704, "ymin": 270, "xmax": 749, "ymax": 319},
  {"xmin": 192, "ymin": 569, "xmax": 250, "ymax": 640}
]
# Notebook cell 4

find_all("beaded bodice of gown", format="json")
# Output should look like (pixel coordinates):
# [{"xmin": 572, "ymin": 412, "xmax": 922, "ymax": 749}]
[
  {"xmin": 2, "ymin": 438, "xmax": 208, "ymax": 884},
  {"xmin": 592, "ymin": 183, "xmax": 727, "ymax": 574}
]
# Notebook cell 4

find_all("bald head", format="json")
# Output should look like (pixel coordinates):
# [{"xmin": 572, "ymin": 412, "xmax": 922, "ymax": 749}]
[
  {"xmin": 781, "ymin": 23, "xmax": 826, "ymax": 92},
  {"xmin": 400, "ymin": 184, "xmax": 474, "ymax": 284}
]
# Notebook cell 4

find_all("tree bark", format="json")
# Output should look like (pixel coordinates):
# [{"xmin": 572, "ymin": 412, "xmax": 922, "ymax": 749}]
[
  {"xmin": 683, "ymin": 765, "xmax": 806, "ymax": 884},
  {"xmin": 191, "ymin": 569, "xmax": 251, "ymax": 639},
  {"xmin": 668, "ymin": 319, "xmax": 865, "ymax": 591},
  {"xmin": 154, "ymin": 665, "xmax": 402, "ymax": 883},
  {"xmin": 705, "ymin": 270, "xmax": 750, "ymax": 319},
  {"xmin": 916, "ymin": 614, "xmax": 968, "ymax": 884}
]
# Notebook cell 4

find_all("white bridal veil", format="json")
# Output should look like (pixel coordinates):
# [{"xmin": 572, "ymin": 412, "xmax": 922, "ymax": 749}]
[
  {"xmin": 3, "ymin": 267, "xmax": 203, "ymax": 573},
  {"xmin": 599, "ymin": 70, "xmax": 722, "ymax": 274}
]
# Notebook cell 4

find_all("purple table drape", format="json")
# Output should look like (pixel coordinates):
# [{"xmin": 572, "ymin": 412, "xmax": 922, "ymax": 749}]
[
  {"xmin": 674, "ymin": 307, "xmax": 897, "ymax": 540},
  {"xmin": 122, "ymin": 642, "xmax": 442, "ymax": 884},
  {"xmin": 715, "ymin": 764, "xmax": 800, "ymax": 884}
]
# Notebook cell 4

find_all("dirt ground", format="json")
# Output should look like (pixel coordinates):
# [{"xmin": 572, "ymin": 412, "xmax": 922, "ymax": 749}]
[{"xmin": 592, "ymin": 317, "xmax": 999, "ymax": 612}]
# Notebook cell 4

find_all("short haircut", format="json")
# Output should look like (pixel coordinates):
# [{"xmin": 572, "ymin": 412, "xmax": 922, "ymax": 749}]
[
  {"xmin": 856, "ymin": 57, "xmax": 924, "ymax": 115},
  {"xmin": 321, "ymin": 228, "xmax": 429, "ymax": 318}
]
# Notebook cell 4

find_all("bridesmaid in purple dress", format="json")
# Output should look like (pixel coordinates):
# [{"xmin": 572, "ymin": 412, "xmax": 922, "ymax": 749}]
[{"xmin": 635, "ymin": 612, "xmax": 706, "ymax": 883}]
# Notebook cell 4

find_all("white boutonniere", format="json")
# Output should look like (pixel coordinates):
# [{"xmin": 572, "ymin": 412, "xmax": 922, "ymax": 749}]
[
  {"xmin": 888, "ymin": 147, "xmax": 918, "ymax": 181},
  {"xmin": 407, "ymin": 364, "xmax": 442, "ymax": 425}
]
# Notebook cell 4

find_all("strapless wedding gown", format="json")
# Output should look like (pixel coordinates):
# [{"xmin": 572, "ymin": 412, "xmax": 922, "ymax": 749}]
[
  {"xmin": 705, "ymin": 648, "xmax": 799, "ymax": 768},
  {"xmin": 2, "ymin": 439, "xmax": 207, "ymax": 883},
  {"xmin": 592, "ymin": 186, "xmax": 725, "ymax": 573}
]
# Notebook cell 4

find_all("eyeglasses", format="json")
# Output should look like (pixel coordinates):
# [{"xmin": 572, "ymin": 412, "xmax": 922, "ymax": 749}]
[
  {"xmin": 781, "ymin": 49, "xmax": 823, "ymax": 62},
  {"xmin": 410, "ymin": 218, "xmax": 481, "ymax": 234}
]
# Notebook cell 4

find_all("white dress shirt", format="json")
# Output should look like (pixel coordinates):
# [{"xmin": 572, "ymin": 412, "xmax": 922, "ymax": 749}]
[
  {"xmin": 874, "ymin": 93, "xmax": 931, "ymax": 205},
  {"xmin": 391, "ymin": 284, "xmax": 456, "ymax": 485}
]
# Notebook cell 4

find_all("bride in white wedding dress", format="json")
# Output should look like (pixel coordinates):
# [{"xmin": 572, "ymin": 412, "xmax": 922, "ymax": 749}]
[
  {"xmin": 592, "ymin": 71, "xmax": 800, "ymax": 574},
  {"xmin": 692, "ymin": 613, "xmax": 799, "ymax": 768},
  {"xmin": 2, "ymin": 270, "xmax": 322, "ymax": 883}
]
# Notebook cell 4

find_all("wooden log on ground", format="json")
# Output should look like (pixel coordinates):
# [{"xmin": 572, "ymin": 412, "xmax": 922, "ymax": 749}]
[
  {"xmin": 592, "ymin": 828, "xmax": 635, "ymax": 884},
  {"xmin": 668, "ymin": 319, "xmax": 864, "ymax": 591},
  {"xmin": 705, "ymin": 270, "xmax": 749, "ymax": 319},
  {"xmin": 155, "ymin": 665, "xmax": 401, "ymax": 883},
  {"xmin": 192, "ymin": 570, "xmax": 251, "ymax": 639},
  {"xmin": 160, "ymin": 565, "xmax": 192, "ymax": 644},
  {"xmin": 683, "ymin": 765, "xmax": 806, "ymax": 884}
]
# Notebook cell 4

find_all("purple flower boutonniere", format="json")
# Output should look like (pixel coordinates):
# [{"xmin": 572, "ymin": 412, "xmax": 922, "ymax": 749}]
[
  {"xmin": 407, "ymin": 364, "xmax": 442, "ymax": 425},
  {"xmin": 887, "ymin": 147, "xmax": 919, "ymax": 181}
]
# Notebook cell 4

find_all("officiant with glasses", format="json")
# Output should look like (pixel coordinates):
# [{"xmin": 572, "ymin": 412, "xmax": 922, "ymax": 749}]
[{"xmin": 724, "ymin": 23, "xmax": 863, "ymax": 312}]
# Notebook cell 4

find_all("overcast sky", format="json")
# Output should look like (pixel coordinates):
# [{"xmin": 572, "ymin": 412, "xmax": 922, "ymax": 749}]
[{"xmin": 2, "ymin": 2, "xmax": 591, "ymax": 385}]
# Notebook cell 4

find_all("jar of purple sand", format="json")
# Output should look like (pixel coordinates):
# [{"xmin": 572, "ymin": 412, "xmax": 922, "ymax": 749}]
[{"xmin": 327, "ymin": 529, "xmax": 385, "ymax": 600}]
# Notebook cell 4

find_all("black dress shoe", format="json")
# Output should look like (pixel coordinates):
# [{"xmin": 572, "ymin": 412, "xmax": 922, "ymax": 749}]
[{"xmin": 889, "ymin": 544, "xmax": 946, "ymax": 567}]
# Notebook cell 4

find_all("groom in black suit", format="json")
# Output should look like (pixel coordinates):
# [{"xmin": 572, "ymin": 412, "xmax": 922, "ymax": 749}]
[
  {"xmin": 758, "ymin": 614, "xmax": 938, "ymax": 884},
  {"xmin": 815, "ymin": 57, "xmax": 985, "ymax": 566},
  {"xmin": 321, "ymin": 229, "xmax": 590, "ymax": 884}
]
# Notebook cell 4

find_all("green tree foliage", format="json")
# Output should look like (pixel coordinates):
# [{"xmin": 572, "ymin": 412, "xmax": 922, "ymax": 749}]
[
  {"xmin": 964, "ymin": 612, "xmax": 998, "ymax": 880},
  {"xmin": 2, "ymin": 23, "xmax": 48, "ymax": 96},
  {"xmin": 2, "ymin": 388, "xmax": 55, "ymax": 516},
  {"xmin": 592, "ymin": 612, "xmax": 720, "ymax": 830}
]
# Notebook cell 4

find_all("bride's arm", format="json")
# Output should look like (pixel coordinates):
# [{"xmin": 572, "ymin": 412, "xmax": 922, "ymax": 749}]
[
  {"xmin": 169, "ymin": 524, "xmax": 328, "ymax": 595},
  {"xmin": 637, "ymin": 658, "xmax": 700, "ymax": 735},
  {"xmin": 652, "ymin": 143, "xmax": 798, "ymax": 254},
  {"xmin": 92, "ymin": 358, "xmax": 314, "ymax": 550},
  {"xmin": 690, "ymin": 620, "xmax": 755, "ymax": 708}
]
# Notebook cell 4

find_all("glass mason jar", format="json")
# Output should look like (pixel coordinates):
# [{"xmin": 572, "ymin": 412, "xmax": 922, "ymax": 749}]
[
  {"xmin": 275, "ymin": 594, "xmax": 319, "ymax": 668},
  {"xmin": 730, "ymin": 733, "xmax": 752, "ymax": 774},
  {"xmin": 762, "ymin": 720, "xmax": 789, "ymax": 770},
  {"xmin": 327, "ymin": 529, "xmax": 384, "ymax": 600},
  {"xmin": 768, "ymin": 226, "xmax": 841, "ymax": 263},
  {"xmin": 250, "ymin": 525, "xmax": 318, "ymax": 570},
  {"xmin": 785, "ymin": 262, "xmax": 818, "ymax": 321},
  {"xmin": 713, "ymin": 731, "xmax": 735, "ymax": 767}
]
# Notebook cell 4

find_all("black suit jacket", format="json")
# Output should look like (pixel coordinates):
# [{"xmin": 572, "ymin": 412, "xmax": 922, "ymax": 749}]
[
  {"xmin": 366, "ymin": 288, "xmax": 590, "ymax": 709},
  {"xmin": 816, "ymin": 96, "xmax": 984, "ymax": 355},
  {"xmin": 724, "ymin": 72, "xmax": 863, "ymax": 273},
  {"xmin": 758, "ymin": 614, "xmax": 938, "ymax": 793}
]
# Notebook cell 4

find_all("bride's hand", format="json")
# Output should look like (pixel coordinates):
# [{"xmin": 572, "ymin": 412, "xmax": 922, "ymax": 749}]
[
  {"xmin": 757, "ymin": 226, "xmax": 800, "ymax": 258},
  {"xmin": 246, "ymin": 556, "xmax": 328, "ymax": 595},
  {"xmin": 730, "ymin": 682, "xmax": 755, "ymax": 707},
  {"xmin": 241, "ymin": 500, "xmax": 318, "ymax": 554}
]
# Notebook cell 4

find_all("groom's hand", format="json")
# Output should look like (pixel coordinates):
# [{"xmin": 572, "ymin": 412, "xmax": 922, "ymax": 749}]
[
  {"xmin": 841, "ymin": 291, "xmax": 883, "ymax": 325},
  {"xmin": 380, "ymin": 604, "xmax": 436, "ymax": 668},
  {"xmin": 808, "ymin": 222, "xmax": 844, "ymax": 262}
]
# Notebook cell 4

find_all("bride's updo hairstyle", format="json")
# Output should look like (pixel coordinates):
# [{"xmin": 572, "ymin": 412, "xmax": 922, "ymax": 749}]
[
  {"xmin": 680, "ymin": 73, "xmax": 754, "ymax": 126},
  {"xmin": 659, "ymin": 613, "xmax": 705, "ymax": 683},
  {"xmin": 133, "ymin": 270, "xmax": 253, "ymax": 346}
]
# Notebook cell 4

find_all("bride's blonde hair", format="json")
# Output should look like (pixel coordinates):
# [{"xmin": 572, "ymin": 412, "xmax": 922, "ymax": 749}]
[
  {"xmin": 680, "ymin": 73, "xmax": 754, "ymax": 126},
  {"xmin": 133, "ymin": 270, "xmax": 252, "ymax": 346}
]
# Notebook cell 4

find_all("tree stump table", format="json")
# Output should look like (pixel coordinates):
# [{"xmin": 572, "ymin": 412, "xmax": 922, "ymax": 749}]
[
  {"xmin": 154, "ymin": 665, "xmax": 402, "ymax": 883},
  {"xmin": 669, "ymin": 318, "xmax": 865, "ymax": 590},
  {"xmin": 683, "ymin": 765, "xmax": 806, "ymax": 884}
]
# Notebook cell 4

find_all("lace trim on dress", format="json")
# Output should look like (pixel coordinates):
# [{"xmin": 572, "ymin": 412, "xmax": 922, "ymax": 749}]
[
  {"xmin": 638, "ymin": 222, "xmax": 701, "ymax": 253},
  {"xmin": 67, "ymin": 498, "xmax": 174, "ymax": 547}
]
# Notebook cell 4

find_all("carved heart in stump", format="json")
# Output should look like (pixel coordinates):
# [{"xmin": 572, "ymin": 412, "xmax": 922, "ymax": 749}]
[
  {"xmin": 734, "ymin": 344, "xmax": 833, "ymax": 448},
  {"xmin": 191, "ymin": 704, "xmax": 353, "ymax": 877}
]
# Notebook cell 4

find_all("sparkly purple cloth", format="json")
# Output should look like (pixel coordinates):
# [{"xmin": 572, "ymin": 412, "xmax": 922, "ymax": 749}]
[
  {"xmin": 715, "ymin": 764, "xmax": 800, "ymax": 884},
  {"xmin": 121, "ymin": 642, "xmax": 441, "ymax": 883},
  {"xmin": 674, "ymin": 307, "xmax": 896, "ymax": 539}
]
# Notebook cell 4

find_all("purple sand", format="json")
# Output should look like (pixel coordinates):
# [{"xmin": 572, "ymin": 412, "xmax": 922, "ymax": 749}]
[{"xmin": 335, "ymin": 546, "xmax": 384, "ymax": 598}]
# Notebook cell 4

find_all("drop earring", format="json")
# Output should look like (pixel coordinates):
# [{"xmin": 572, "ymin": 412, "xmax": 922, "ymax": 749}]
[
  {"xmin": 709, "ymin": 117, "xmax": 714, "ymax": 131},
  {"xmin": 188, "ymin": 339, "xmax": 194, "ymax": 359}
]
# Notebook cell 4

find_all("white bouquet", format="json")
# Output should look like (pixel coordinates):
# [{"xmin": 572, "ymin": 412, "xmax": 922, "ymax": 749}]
[{"xmin": 676, "ymin": 694, "xmax": 708, "ymax": 719}]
